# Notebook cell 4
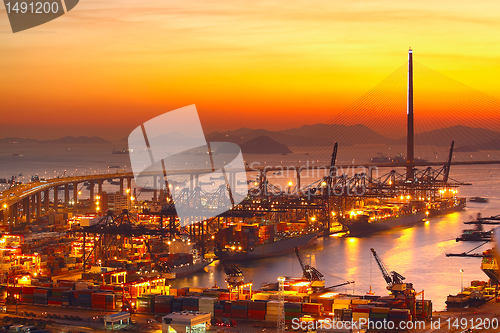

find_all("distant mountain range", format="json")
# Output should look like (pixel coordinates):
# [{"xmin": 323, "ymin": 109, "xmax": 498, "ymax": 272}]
[
  {"xmin": 395, "ymin": 125, "xmax": 500, "ymax": 148},
  {"xmin": 208, "ymin": 124, "xmax": 500, "ymax": 151},
  {"xmin": 206, "ymin": 123, "xmax": 394, "ymax": 147},
  {"xmin": 1, "ymin": 124, "xmax": 500, "ymax": 153},
  {"xmin": 0, "ymin": 136, "xmax": 110, "ymax": 144}
]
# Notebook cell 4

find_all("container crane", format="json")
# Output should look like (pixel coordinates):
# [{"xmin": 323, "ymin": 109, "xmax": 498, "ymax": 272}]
[
  {"xmin": 223, "ymin": 263, "xmax": 245, "ymax": 289},
  {"xmin": 144, "ymin": 240, "xmax": 176, "ymax": 279},
  {"xmin": 294, "ymin": 247, "xmax": 325, "ymax": 289},
  {"xmin": 370, "ymin": 248, "xmax": 413, "ymax": 295}
]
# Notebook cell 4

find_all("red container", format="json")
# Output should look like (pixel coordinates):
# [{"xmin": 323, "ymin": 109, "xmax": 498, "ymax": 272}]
[
  {"xmin": 218, "ymin": 293, "xmax": 230, "ymax": 300},
  {"xmin": 248, "ymin": 310, "xmax": 265, "ymax": 316},
  {"xmin": 100, "ymin": 286, "xmax": 114, "ymax": 291},
  {"xmin": 231, "ymin": 309, "xmax": 248, "ymax": 319},
  {"xmin": 155, "ymin": 305, "xmax": 172, "ymax": 314},
  {"xmin": 137, "ymin": 306, "xmax": 151, "ymax": 313},
  {"xmin": 21, "ymin": 287, "xmax": 35, "ymax": 295},
  {"xmin": 248, "ymin": 313, "xmax": 265, "ymax": 320},
  {"xmin": 302, "ymin": 303, "xmax": 322, "ymax": 314},
  {"xmin": 248, "ymin": 301, "xmax": 266, "ymax": 311}
]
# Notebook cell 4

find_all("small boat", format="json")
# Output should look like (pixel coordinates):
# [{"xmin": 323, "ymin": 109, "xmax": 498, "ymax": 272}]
[
  {"xmin": 108, "ymin": 165, "xmax": 120, "ymax": 169},
  {"xmin": 210, "ymin": 176, "xmax": 225, "ymax": 181},
  {"xmin": 199, "ymin": 181, "xmax": 215, "ymax": 186},
  {"xmin": 112, "ymin": 149, "xmax": 130, "ymax": 154},
  {"xmin": 469, "ymin": 197, "xmax": 488, "ymax": 203},
  {"xmin": 457, "ymin": 223, "xmax": 492, "ymax": 242}
]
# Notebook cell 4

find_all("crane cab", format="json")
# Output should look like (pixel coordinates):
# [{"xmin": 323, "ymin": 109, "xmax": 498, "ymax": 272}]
[{"xmin": 390, "ymin": 282, "xmax": 414, "ymax": 294}]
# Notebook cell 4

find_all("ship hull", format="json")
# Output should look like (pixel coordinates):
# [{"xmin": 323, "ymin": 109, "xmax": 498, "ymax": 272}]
[
  {"xmin": 446, "ymin": 297, "xmax": 470, "ymax": 308},
  {"xmin": 216, "ymin": 232, "xmax": 318, "ymax": 261},
  {"xmin": 429, "ymin": 200, "xmax": 466, "ymax": 217},
  {"xmin": 173, "ymin": 260, "xmax": 212, "ymax": 278},
  {"xmin": 344, "ymin": 213, "xmax": 426, "ymax": 237}
]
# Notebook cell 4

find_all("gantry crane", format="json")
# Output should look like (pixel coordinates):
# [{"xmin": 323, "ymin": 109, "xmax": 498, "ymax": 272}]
[
  {"xmin": 223, "ymin": 263, "xmax": 245, "ymax": 289},
  {"xmin": 294, "ymin": 247, "xmax": 325, "ymax": 289},
  {"xmin": 144, "ymin": 241, "xmax": 176, "ymax": 279},
  {"xmin": 370, "ymin": 248, "xmax": 413, "ymax": 295}
]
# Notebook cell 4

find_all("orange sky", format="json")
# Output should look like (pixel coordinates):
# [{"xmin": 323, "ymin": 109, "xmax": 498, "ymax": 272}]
[{"xmin": 1, "ymin": 0, "xmax": 500, "ymax": 140}]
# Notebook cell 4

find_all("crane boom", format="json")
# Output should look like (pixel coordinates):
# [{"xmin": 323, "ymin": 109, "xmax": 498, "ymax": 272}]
[
  {"xmin": 294, "ymin": 247, "xmax": 324, "ymax": 282},
  {"xmin": 326, "ymin": 280, "xmax": 355, "ymax": 289},
  {"xmin": 144, "ymin": 241, "xmax": 175, "ymax": 279},
  {"xmin": 294, "ymin": 247, "xmax": 307, "ymax": 274},
  {"xmin": 443, "ymin": 140, "xmax": 454, "ymax": 183},
  {"xmin": 327, "ymin": 142, "xmax": 338, "ymax": 188},
  {"xmin": 370, "ymin": 248, "xmax": 392, "ymax": 285}
]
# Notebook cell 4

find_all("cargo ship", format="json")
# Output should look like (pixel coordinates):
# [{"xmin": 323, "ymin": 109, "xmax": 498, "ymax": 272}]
[
  {"xmin": 340, "ymin": 197, "xmax": 466, "ymax": 237},
  {"xmin": 171, "ymin": 259, "xmax": 212, "ymax": 278},
  {"xmin": 427, "ymin": 198, "xmax": 466, "ymax": 217},
  {"xmin": 215, "ymin": 231, "xmax": 319, "ymax": 261},
  {"xmin": 341, "ymin": 212, "xmax": 426, "ymax": 237}
]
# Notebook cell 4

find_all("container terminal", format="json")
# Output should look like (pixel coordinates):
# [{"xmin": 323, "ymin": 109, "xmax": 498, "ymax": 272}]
[{"xmin": 0, "ymin": 49, "xmax": 488, "ymax": 332}]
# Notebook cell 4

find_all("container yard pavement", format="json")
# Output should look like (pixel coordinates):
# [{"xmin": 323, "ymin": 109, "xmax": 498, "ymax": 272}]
[
  {"xmin": 424, "ymin": 301, "xmax": 500, "ymax": 333},
  {"xmin": 0, "ymin": 303, "xmax": 162, "ymax": 332}
]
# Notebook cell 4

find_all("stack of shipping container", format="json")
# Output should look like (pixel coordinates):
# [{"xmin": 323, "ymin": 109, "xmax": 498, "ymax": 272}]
[{"xmin": 5, "ymin": 281, "xmax": 429, "ymax": 325}]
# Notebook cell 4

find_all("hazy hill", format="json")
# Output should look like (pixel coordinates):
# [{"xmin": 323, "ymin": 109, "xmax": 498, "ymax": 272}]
[
  {"xmin": 44, "ymin": 136, "xmax": 110, "ymax": 144},
  {"xmin": 207, "ymin": 128, "xmax": 310, "ymax": 146},
  {"xmin": 279, "ymin": 124, "xmax": 395, "ymax": 145},
  {"xmin": 239, "ymin": 136, "xmax": 293, "ymax": 154},
  {"xmin": 0, "ymin": 137, "xmax": 39, "ymax": 143},
  {"xmin": 454, "ymin": 137, "xmax": 500, "ymax": 152},
  {"xmin": 396, "ymin": 125, "xmax": 500, "ymax": 147},
  {"xmin": 0, "ymin": 136, "xmax": 110, "ymax": 144},
  {"xmin": 208, "ymin": 124, "xmax": 394, "ymax": 147}
]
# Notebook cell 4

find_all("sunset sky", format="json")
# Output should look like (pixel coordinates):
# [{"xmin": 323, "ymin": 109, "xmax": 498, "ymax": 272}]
[{"xmin": 1, "ymin": 0, "xmax": 500, "ymax": 140}]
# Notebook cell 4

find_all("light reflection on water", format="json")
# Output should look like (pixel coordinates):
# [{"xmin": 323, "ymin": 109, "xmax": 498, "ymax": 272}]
[{"xmin": 172, "ymin": 203, "xmax": 498, "ymax": 311}]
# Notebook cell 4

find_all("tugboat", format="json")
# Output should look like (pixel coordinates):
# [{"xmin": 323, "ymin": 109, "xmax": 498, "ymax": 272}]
[{"xmin": 456, "ymin": 221, "xmax": 493, "ymax": 242}]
